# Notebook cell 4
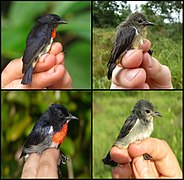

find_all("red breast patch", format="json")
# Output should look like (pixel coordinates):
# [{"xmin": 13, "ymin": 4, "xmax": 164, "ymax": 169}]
[
  {"xmin": 52, "ymin": 123, "xmax": 68, "ymax": 144},
  {"xmin": 51, "ymin": 28, "xmax": 56, "ymax": 39}
]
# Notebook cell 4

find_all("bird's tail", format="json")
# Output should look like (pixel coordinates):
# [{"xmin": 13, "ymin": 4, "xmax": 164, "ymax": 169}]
[
  {"xmin": 107, "ymin": 63, "xmax": 116, "ymax": 80},
  {"xmin": 102, "ymin": 151, "xmax": 118, "ymax": 167},
  {"xmin": 21, "ymin": 67, "xmax": 33, "ymax": 85}
]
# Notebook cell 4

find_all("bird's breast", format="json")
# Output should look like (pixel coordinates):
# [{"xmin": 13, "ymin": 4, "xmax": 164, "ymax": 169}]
[
  {"xmin": 132, "ymin": 33, "xmax": 144, "ymax": 49},
  {"xmin": 132, "ymin": 27, "xmax": 147, "ymax": 49},
  {"xmin": 52, "ymin": 123, "xmax": 68, "ymax": 145},
  {"xmin": 114, "ymin": 119, "xmax": 153, "ymax": 148}
]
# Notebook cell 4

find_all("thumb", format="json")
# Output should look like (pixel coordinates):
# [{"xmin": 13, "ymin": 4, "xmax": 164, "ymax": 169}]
[{"xmin": 128, "ymin": 138, "xmax": 182, "ymax": 177}]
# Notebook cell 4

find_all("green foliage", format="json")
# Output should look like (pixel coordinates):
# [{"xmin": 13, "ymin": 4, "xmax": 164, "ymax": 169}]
[
  {"xmin": 1, "ymin": 91, "xmax": 91, "ymax": 178},
  {"xmin": 141, "ymin": 1, "xmax": 182, "ymax": 23},
  {"xmin": 93, "ymin": 91, "xmax": 182, "ymax": 178},
  {"xmin": 93, "ymin": 1, "xmax": 182, "ymax": 28},
  {"xmin": 1, "ymin": 1, "xmax": 91, "ymax": 88},
  {"xmin": 93, "ymin": 1, "xmax": 131, "ymax": 28}
]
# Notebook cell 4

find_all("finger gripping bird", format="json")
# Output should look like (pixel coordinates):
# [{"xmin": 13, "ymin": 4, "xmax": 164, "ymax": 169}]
[
  {"xmin": 102, "ymin": 99, "xmax": 161, "ymax": 167},
  {"xmin": 107, "ymin": 12, "xmax": 154, "ymax": 80}
]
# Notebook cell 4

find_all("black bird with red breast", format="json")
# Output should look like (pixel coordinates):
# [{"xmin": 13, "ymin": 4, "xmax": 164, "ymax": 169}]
[
  {"xmin": 19, "ymin": 104, "xmax": 78, "ymax": 159},
  {"xmin": 21, "ymin": 14, "xmax": 67, "ymax": 85}
]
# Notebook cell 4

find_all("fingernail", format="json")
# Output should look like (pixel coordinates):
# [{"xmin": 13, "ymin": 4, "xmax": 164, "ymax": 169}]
[
  {"xmin": 126, "ymin": 50, "xmax": 136, "ymax": 57},
  {"xmin": 134, "ymin": 140, "xmax": 141, "ymax": 144},
  {"xmin": 39, "ymin": 54, "xmax": 48, "ymax": 63},
  {"xmin": 118, "ymin": 164, "xmax": 124, "ymax": 168},
  {"xmin": 126, "ymin": 69, "xmax": 141, "ymax": 81}
]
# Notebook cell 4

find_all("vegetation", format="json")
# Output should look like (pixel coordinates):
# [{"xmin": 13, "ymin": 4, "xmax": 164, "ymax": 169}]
[{"xmin": 93, "ymin": 91, "xmax": 182, "ymax": 178}]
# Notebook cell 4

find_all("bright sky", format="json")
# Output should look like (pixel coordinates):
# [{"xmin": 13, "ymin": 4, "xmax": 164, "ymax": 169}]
[
  {"xmin": 128, "ymin": 1, "xmax": 146, "ymax": 12},
  {"xmin": 127, "ymin": 1, "xmax": 182, "ymax": 23}
]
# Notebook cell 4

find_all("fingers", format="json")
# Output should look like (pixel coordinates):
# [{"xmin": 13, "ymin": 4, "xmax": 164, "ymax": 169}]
[
  {"xmin": 56, "ymin": 52, "xmax": 65, "ymax": 65},
  {"xmin": 110, "ymin": 39, "xmax": 172, "ymax": 89},
  {"xmin": 2, "ymin": 48, "xmax": 64, "ymax": 88},
  {"xmin": 34, "ymin": 54, "xmax": 56, "ymax": 73},
  {"xmin": 120, "ymin": 39, "xmax": 151, "ymax": 68},
  {"xmin": 37, "ymin": 149, "xmax": 59, "ymax": 178},
  {"xmin": 111, "ymin": 66, "xmax": 147, "ymax": 89},
  {"xmin": 3, "ymin": 64, "xmax": 67, "ymax": 89},
  {"xmin": 128, "ymin": 138, "xmax": 170, "ymax": 161},
  {"xmin": 110, "ymin": 146, "xmax": 132, "ymax": 164},
  {"xmin": 21, "ymin": 149, "xmax": 60, "ymax": 178},
  {"xmin": 21, "ymin": 65, "xmax": 66, "ymax": 89},
  {"xmin": 50, "ymin": 42, "xmax": 63, "ymax": 55},
  {"xmin": 128, "ymin": 138, "xmax": 182, "ymax": 177},
  {"xmin": 1, "ymin": 58, "xmax": 23, "ymax": 87},
  {"xmin": 140, "ymin": 39, "xmax": 151, "ymax": 53},
  {"xmin": 1, "ymin": 42, "xmax": 69, "ymax": 89},
  {"xmin": 110, "ymin": 147, "xmax": 133, "ymax": 179},
  {"xmin": 21, "ymin": 153, "xmax": 40, "ymax": 178},
  {"xmin": 111, "ymin": 41, "xmax": 151, "ymax": 89},
  {"xmin": 47, "ymin": 69, "xmax": 72, "ymax": 89},
  {"xmin": 112, "ymin": 164, "xmax": 133, "ymax": 178},
  {"xmin": 121, "ymin": 50, "xmax": 143, "ymax": 68},
  {"xmin": 141, "ymin": 54, "xmax": 173, "ymax": 88},
  {"xmin": 132, "ymin": 156, "xmax": 159, "ymax": 178}
]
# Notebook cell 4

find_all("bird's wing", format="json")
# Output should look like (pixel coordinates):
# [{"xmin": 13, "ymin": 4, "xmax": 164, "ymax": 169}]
[
  {"xmin": 107, "ymin": 25, "xmax": 136, "ymax": 79},
  {"xmin": 116, "ymin": 113, "xmax": 138, "ymax": 140},
  {"xmin": 108, "ymin": 25, "xmax": 136, "ymax": 66},
  {"xmin": 23, "ymin": 121, "xmax": 52, "ymax": 148},
  {"xmin": 22, "ymin": 23, "xmax": 52, "ymax": 73}
]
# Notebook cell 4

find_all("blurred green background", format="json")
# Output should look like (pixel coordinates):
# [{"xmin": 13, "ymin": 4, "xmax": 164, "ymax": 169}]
[
  {"xmin": 1, "ymin": 1, "xmax": 91, "ymax": 89},
  {"xmin": 93, "ymin": 91, "xmax": 182, "ymax": 178},
  {"xmin": 1, "ymin": 91, "xmax": 91, "ymax": 178}
]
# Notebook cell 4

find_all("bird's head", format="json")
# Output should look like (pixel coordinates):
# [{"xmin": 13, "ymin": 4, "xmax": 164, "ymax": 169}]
[
  {"xmin": 133, "ymin": 99, "xmax": 161, "ymax": 122},
  {"xmin": 38, "ymin": 14, "xmax": 67, "ymax": 27},
  {"xmin": 127, "ymin": 12, "xmax": 154, "ymax": 31},
  {"xmin": 48, "ymin": 104, "xmax": 78, "ymax": 132}
]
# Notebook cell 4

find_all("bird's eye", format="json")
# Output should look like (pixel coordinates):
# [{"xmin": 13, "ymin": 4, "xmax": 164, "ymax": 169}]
[
  {"xmin": 145, "ymin": 110, "xmax": 150, "ymax": 114},
  {"xmin": 138, "ymin": 19, "xmax": 143, "ymax": 23}
]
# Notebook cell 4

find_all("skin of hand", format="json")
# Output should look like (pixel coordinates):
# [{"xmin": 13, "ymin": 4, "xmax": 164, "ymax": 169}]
[
  {"xmin": 21, "ymin": 149, "xmax": 59, "ymax": 178},
  {"xmin": 110, "ymin": 40, "xmax": 173, "ymax": 89},
  {"xmin": 110, "ymin": 138, "xmax": 182, "ymax": 178},
  {"xmin": 1, "ymin": 42, "xmax": 72, "ymax": 89}
]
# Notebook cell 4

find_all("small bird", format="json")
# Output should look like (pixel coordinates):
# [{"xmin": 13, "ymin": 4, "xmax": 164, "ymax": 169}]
[
  {"xmin": 19, "ymin": 104, "xmax": 78, "ymax": 159},
  {"xmin": 107, "ymin": 12, "xmax": 154, "ymax": 80},
  {"xmin": 21, "ymin": 14, "xmax": 67, "ymax": 85},
  {"xmin": 102, "ymin": 99, "xmax": 161, "ymax": 167}
]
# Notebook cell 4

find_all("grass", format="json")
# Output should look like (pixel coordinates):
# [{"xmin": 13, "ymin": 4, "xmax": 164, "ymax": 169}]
[
  {"xmin": 93, "ymin": 91, "xmax": 182, "ymax": 178},
  {"xmin": 93, "ymin": 26, "xmax": 182, "ymax": 89}
]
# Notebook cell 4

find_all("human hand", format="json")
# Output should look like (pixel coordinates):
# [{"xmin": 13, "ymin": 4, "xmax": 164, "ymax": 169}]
[
  {"xmin": 110, "ymin": 40, "xmax": 173, "ymax": 89},
  {"xmin": 21, "ymin": 149, "xmax": 59, "ymax": 178},
  {"xmin": 111, "ymin": 138, "xmax": 182, "ymax": 178},
  {"xmin": 1, "ymin": 42, "xmax": 72, "ymax": 89}
]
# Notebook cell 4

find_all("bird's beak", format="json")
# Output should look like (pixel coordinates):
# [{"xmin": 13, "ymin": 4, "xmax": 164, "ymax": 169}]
[
  {"xmin": 154, "ymin": 111, "xmax": 162, "ymax": 117},
  {"xmin": 66, "ymin": 115, "xmax": 78, "ymax": 123},
  {"xmin": 68, "ymin": 115, "xmax": 78, "ymax": 120},
  {"xmin": 71, "ymin": 115, "xmax": 78, "ymax": 120},
  {"xmin": 145, "ymin": 21, "xmax": 155, "ymax": 26},
  {"xmin": 58, "ymin": 19, "xmax": 67, "ymax": 24}
]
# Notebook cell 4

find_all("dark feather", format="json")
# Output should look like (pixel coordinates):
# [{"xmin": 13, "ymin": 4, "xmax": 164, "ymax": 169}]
[{"xmin": 107, "ymin": 25, "xmax": 136, "ymax": 79}]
